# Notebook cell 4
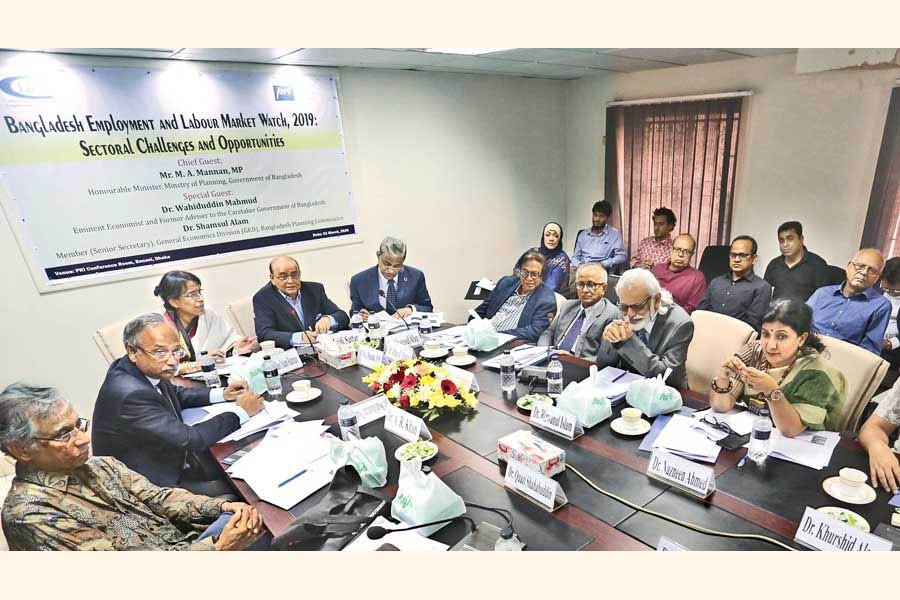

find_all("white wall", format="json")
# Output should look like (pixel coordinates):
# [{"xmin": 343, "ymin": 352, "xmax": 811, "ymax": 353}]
[
  {"xmin": 564, "ymin": 53, "xmax": 900, "ymax": 269},
  {"xmin": 0, "ymin": 62, "xmax": 566, "ymax": 417}
]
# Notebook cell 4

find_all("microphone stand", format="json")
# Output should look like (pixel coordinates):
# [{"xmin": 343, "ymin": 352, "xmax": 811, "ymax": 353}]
[{"xmin": 379, "ymin": 289, "xmax": 410, "ymax": 330}]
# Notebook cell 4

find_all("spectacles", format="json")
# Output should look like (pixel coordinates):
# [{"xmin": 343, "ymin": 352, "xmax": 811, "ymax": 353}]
[
  {"xmin": 729, "ymin": 252, "xmax": 752, "ymax": 261},
  {"xmin": 134, "ymin": 346, "xmax": 187, "ymax": 360},
  {"xmin": 274, "ymin": 271, "xmax": 301, "ymax": 281},
  {"xmin": 672, "ymin": 247, "xmax": 694, "ymax": 256},
  {"xmin": 884, "ymin": 288, "xmax": 900, "ymax": 298},
  {"xmin": 379, "ymin": 260, "xmax": 404, "ymax": 272},
  {"xmin": 700, "ymin": 415, "xmax": 734, "ymax": 437},
  {"xmin": 849, "ymin": 262, "xmax": 881, "ymax": 277},
  {"xmin": 181, "ymin": 289, "xmax": 203, "ymax": 300},
  {"xmin": 575, "ymin": 281, "xmax": 604, "ymax": 292},
  {"xmin": 33, "ymin": 418, "xmax": 89, "ymax": 444},
  {"xmin": 617, "ymin": 296, "xmax": 652, "ymax": 313},
  {"xmin": 515, "ymin": 269, "xmax": 542, "ymax": 281}
]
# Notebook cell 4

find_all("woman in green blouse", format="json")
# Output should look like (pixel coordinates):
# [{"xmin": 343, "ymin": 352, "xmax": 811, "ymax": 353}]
[{"xmin": 709, "ymin": 298, "xmax": 847, "ymax": 436}]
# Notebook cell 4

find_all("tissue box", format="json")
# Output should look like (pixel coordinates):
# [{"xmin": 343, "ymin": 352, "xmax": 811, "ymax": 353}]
[
  {"xmin": 497, "ymin": 430, "xmax": 565, "ymax": 477},
  {"xmin": 316, "ymin": 347, "xmax": 357, "ymax": 370}
]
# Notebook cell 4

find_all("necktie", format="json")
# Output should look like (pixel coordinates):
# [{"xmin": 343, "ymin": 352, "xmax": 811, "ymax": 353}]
[
  {"xmin": 635, "ymin": 328, "xmax": 649, "ymax": 345},
  {"xmin": 387, "ymin": 279, "xmax": 398, "ymax": 311},
  {"xmin": 158, "ymin": 384, "xmax": 191, "ymax": 472},
  {"xmin": 559, "ymin": 309, "xmax": 585, "ymax": 352}
]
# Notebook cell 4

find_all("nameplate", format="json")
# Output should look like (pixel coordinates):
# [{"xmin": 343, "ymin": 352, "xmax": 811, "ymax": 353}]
[
  {"xmin": 326, "ymin": 330, "xmax": 364, "ymax": 347},
  {"xmin": 530, "ymin": 403, "xmax": 582, "ymax": 440},
  {"xmin": 647, "ymin": 450, "xmax": 716, "ymax": 498},
  {"xmin": 442, "ymin": 363, "xmax": 480, "ymax": 393},
  {"xmin": 357, "ymin": 346, "xmax": 386, "ymax": 370},
  {"xmin": 271, "ymin": 349, "xmax": 304, "ymax": 375},
  {"xmin": 657, "ymin": 537, "xmax": 688, "ymax": 551},
  {"xmin": 355, "ymin": 394, "xmax": 390, "ymax": 426},
  {"xmin": 794, "ymin": 507, "xmax": 893, "ymax": 551},
  {"xmin": 385, "ymin": 329, "xmax": 423, "ymax": 349},
  {"xmin": 504, "ymin": 458, "xmax": 564, "ymax": 511},
  {"xmin": 384, "ymin": 405, "xmax": 432, "ymax": 442},
  {"xmin": 384, "ymin": 341, "xmax": 416, "ymax": 363}
]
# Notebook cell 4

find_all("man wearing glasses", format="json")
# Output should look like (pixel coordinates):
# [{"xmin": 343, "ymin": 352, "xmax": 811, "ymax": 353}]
[
  {"xmin": 807, "ymin": 248, "xmax": 891, "ymax": 356},
  {"xmin": 2, "ymin": 384, "xmax": 265, "ymax": 550},
  {"xmin": 697, "ymin": 236, "xmax": 772, "ymax": 331},
  {"xmin": 253, "ymin": 255, "xmax": 350, "ymax": 349},
  {"xmin": 349, "ymin": 236, "xmax": 433, "ymax": 321},
  {"xmin": 93, "ymin": 314, "xmax": 263, "ymax": 497},
  {"xmin": 538, "ymin": 264, "xmax": 619, "ymax": 362},
  {"xmin": 651, "ymin": 233, "xmax": 707, "ymax": 314}
]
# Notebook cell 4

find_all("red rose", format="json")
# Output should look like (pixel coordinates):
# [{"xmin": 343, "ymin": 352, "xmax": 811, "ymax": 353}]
[
  {"xmin": 401, "ymin": 374, "xmax": 419, "ymax": 389},
  {"xmin": 399, "ymin": 394, "xmax": 410, "ymax": 407},
  {"xmin": 441, "ymin": 379, "xmax": 458, "ymax": 395},
  {"xmin": 382, "ymin": 382, "xmax": 392, "ymax": 392},
  {"xmin": 388, "ymin": 372, "xmax": 403, "ymax": 386},
  {"xmin": 369, "ymin": 382, "xmax": 380, "ymax": 392}
]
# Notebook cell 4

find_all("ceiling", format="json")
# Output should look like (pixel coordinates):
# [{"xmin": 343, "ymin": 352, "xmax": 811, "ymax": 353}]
[{"xmin": 5, "ymin": 48, "xmax": 797, "ymax": 80}]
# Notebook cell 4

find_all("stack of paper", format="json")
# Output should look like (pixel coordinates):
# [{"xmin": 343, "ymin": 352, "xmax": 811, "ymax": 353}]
[
  {"xmin": 409, "ymin": 312, "xmax": 446, "ymax": 327},
  {"xmin": 182, "ymin": 355, "xmax": 250, "ymax": 381},
  {"xmin": 593, "ymin": 366, "xmax": 645, "ymax": 405},
  {"xmin": 342, "ymin": 516, "xmax": 449, "ymax": 551},
  {"xmin": 475, "ymin": 277, "xmax": 496, "ymax": 292},
  {"xmin": 482, "ymin": 344, "xmax": 546, "ymax": 369},
  {"xmin": 651, "ymin": 414, "xmax": 721, "ymax": 463},
  {"xmin": 691, "ymin": 408, "xmax": 757, "ymax": 440},
  {"xmin": 218, "ymin": 401, "xmax": 300, "ymax": 443},
  {"xmin": 368, "ymin": 311, "xmax": 415, "ymax": 334},
  {"xmin": 768, "ymin": 429, "xmax": 839, "ymax": 470}
]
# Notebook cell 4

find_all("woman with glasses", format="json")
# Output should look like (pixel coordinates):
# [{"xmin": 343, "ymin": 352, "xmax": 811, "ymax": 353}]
[
  {"xmin": 709, "ymin": 298, "xmax": 847, "ymax": 437},
  {"xmin": 154, "ymin": 271, "xmax": 257, "ymax": 374},
  {"xmin": 514, "ymin": 222, "xmax": 571, "ymax": 294},
  {"xmin": 473, "ymin": 250, "xmax": 558, "ymax": 343}
]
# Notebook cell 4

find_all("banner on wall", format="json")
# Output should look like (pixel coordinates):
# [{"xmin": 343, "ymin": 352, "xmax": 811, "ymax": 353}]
[{"xmin": 0, "ymin": 56, "xmax": 357, "ymax": 291}]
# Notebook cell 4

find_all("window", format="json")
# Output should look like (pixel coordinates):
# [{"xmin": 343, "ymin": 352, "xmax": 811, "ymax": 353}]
[
  {"xmin": 861, "ymin": 87, "xmax": 900, "ymax": 257},
  {"xmin": 604, "ymin": 97, "xmax": 744, "ymax": 265}
]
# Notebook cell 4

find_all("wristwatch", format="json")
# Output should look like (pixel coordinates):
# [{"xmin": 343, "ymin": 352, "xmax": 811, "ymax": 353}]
[{"xmin": 768, "ymin": 388, "xmax": 785, "ymax": 403}]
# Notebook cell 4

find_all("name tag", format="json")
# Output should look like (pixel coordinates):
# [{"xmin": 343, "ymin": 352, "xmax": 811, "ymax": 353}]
[
  {"xmin": 270, "ymin": 348, "xmax": 304, "ymax": 375},
  {"xmin": 442, "ymin": 363, "xmax": 479, "ymax": 392},
  {"xmin": 385, "ymin": 330, "xmax": 423, "ymax": 349},
  {"xmin": 657, "ymin": 537, "xmax": 688, "ymax": 551},
  {"xmin": 384, "ymin": 405, "xmax": 431, "ymax": 442},
  {"xmin": 384, "ymin": 341, "xmax": 416, "ymax": 362},
  {"xmin": 327, "ymin": 330, "xmax": 364, "ymax": 347},
  {"xmin": 504, "ymin": 458, "xmax": 564, "ymax": 511},
  {"xmin": 795, "ymin": 507, "xmax": 893, "ymax": 551},
  {"xmin": 646, "ymin": 450, "xmax": 716, "ymax": 498},
  {"xmin": 530, "ymin": 403, "xmax": 582, "ymax": 440},
  {"xmin": 357, "ymin": 346, "xmax": 386, "ymax": 370},
  {"xmin": 355, "ymin": 394, "xmax": 389, "ymax": 426}
]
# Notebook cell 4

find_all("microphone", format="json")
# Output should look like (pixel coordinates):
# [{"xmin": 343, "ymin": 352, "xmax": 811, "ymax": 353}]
[
  {"xmin": 366, "ymin": 516, "xmax": 476, "ymax": 540},
  {"xmin": 379, "ymin": 289, "xmax": 410, "ymax": 330}
]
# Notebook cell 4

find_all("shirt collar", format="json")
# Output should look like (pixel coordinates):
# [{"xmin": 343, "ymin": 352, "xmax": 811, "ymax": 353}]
[
  {"xmin": 833, "ymin": 283, "xmax": 881, "ymax": 300},
  {"xmin": 15, "ymin": 461, "xmax": 72, "ymax": 491},
  {"xmin": 588, "ymin": 225, "xmax": 608, "ymax": 236},
  {"xmin": 145, "ymin": 375, "xmax": 160, "ymax": 388},
  {"xmin": 727, "ymin": 271, "xmax": 758, "ymax": 283},
  {"xmin": 279, "ymin": 289, "xmax": 301, "ymax": 304},
  {"xmin": 377, "ymin": 269, "xmax": 396, "ymax": 287}
]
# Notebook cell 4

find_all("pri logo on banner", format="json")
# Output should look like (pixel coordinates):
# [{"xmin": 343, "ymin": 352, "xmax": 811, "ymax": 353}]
[
  {"xmin": 0, "ymin": 76, "xmax": 54, "ymax": 99},
  {"xmin": 273, "ymin": 85, "xmax": 294, "ymax": 101}
]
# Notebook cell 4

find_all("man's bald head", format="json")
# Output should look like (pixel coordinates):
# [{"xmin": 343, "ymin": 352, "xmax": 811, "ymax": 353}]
[
  {"xmin": 845, "ymin": 248, "xmax": 885, "ymax": 295},
  {"xmin": 269, "ymin": 255, "xmax": 299, "ymax": 275}
]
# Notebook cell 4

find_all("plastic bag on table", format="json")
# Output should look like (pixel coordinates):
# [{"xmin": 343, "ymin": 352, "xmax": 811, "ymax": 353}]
[
  {"xmin": 462, "ymin": 316, "xmax": 501, "ymax": 352},
  {"xmin": 625, "ymin": 371, "xmax": 682, "ymax": 417},
  {"xmin": 391, "ymin": 457, "xmax": 465, "ymax": 537},
  {"xmin": 329, "ymin": 435, "xmax": 388, "ymax": 488},
  {"xmin": 555, "ymin": 374, "xmax": 612, "ymax": 429}
]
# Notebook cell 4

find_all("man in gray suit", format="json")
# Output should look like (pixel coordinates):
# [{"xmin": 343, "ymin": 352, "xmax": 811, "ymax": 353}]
[
  {"xmin": 538, "ymin": 264, "xmax": 619, "ymax": 362},
  {"xmin": 601, "ymin": 268, "xmax": 694, "ymax": 388}
]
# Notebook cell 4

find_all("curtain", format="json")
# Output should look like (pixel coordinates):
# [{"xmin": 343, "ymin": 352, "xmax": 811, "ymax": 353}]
[{"xmin": 861, "ymin": 87, "xmax": 900, "ymax": 258}]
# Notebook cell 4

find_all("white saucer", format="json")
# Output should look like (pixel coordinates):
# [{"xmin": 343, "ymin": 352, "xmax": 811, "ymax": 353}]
[
  {"xmin": 419, "ymin": 348, "xmax": 449, "ymax": 360},
  {"xmin": 445, "ymin": 355, "xmax": 476, "ymax": 367},
  {"xmin": 822, "ymin": 477, "xmax": 878, "ymax": 505},
  {"xmin": 610, "ymin": 417, "xmax": 651, "ymax": 436},
  {"xmin": 286, "ymin": 388, "xmax": 322, "ymax": 403}
]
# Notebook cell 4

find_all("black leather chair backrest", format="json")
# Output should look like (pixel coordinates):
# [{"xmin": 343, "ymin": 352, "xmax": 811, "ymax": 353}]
[
  {"xmin": 698, "ymin": 245, "xmax": 731, "ymax": 284},
  {"xmin": 823, "ymin": 265, "xmax": 846, "ymax": 287}
]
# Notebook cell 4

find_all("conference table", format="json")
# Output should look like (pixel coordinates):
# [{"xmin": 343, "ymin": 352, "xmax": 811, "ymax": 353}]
[{"xmin": 207, "ymin": 338, "xmax": 898, "ymax": 551}]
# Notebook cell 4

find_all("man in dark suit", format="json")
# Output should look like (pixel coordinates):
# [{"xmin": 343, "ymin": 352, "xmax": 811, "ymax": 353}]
[
  {"xmin": 93, "ymin": 314, "xmax": 263, "ymax": 497},
  {"xmin": 253, "ymin": 255, "xmax": 350, "ymax": 349},
  {"xmin": 601, "ymin": 268, "xmax": 694, "ymax": 388},
  {"xmin": 349, "ymin": 236, "xmax": 433, "ymax": 319}
]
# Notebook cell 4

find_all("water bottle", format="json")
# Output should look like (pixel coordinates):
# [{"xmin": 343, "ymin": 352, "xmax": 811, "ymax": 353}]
[
  {"xmin": 262, "ymin": 354, "xmax": 282, "ymax": 399},
  {"xmin": 747, "ymin": 408, "xmax": 772, "ymax": 466},
  {"xmin": 500, "ymin": 351, "xmax": 517, "ymax": 394},
  {"xmin": 547, "ymin": 351, "xmax": 563, "ymax": 397},
  {"xmin": 350, "ymin": 313, "xmax": 364, "ymax": 331},
  {"xmin": 199, "ymin": 351, "xmax": 221, "ymax": 388},
  {"xmin": 337, "ymin": 398, "xmax": 360, "ymax": 441},
  {"xmin": 418, "ymin": 317, "xmax": 433, "ymax": 336},
  {"xmin": 494, "ymin": 528, "xmax": 525, "ymax": 551}
]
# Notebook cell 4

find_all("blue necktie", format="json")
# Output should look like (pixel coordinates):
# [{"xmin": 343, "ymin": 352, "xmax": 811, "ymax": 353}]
[
  {"xmin": 635, "ymin": 329, "xmax": 649, "ymax": 345},
  {"xmin": 559, "ymin": 309, "xmax": 585, "ymax": 352},
  {"xmin": 387, "ymin": 279, "xmax": 398, "ymax": 311}
]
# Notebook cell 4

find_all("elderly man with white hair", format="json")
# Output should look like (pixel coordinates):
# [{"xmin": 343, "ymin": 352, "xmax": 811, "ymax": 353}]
[
  {"xmin": 350, "ymin": 236, "xmax": 433, "ymax": 320},
  {"xmin": 600, "ymin": 268, "xmax": 695, "ymax": 388}
]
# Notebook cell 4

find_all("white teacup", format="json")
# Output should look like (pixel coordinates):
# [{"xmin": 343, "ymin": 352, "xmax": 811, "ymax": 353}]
[
  {"xmin": 260, "ymin": 340, "xmax": 276, "ymax": 351},
  {"xmin": 424, "ymin": 340, "xmax": 441, "ymax": 352},
  {"xmin": 835, "ymin": 467, "xmax": 868, "ymax": 498},
  {"xmin": 452, "ymin": 346, "xmax": 469, "ymax": 358},
  {"xmin": 292, "ymin": 380, "xmax": 312, "ymax": 396},
  {"xmin": 620, "ymin": 407, "xmax": 643, "ymax": 431}
]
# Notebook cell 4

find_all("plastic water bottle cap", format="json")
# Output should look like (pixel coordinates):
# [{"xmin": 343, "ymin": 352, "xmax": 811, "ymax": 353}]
[
  {"xmin": 759, "ymin": 408, "xmax": 770, "ymax": 418},
  {"xmin": 263, "ymin": 355, "xmax": 271, "ymax": 360}
]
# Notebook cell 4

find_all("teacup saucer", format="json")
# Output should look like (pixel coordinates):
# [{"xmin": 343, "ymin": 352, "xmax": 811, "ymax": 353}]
[
  {"xmin": 610, "ymin": 417, "xmax": 651, "ymax": 436},
  {"xmin": 822, "ymin": 476, "xmax": 877, "ymax": 505},
  {"xmin": 445, "ymin": 355, "xmax": 476, "ymax": 367},
  {"xmin": 286, "ymin": 388, "xmax": 322, "ymax": 404},
  {"xmin": 419, "ymin": 348, "xmax": 449, "ymax": 359}
]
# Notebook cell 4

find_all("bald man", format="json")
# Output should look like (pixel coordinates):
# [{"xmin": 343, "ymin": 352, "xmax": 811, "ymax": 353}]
[
  {"xmin": 252, "ymin": 256, "xmax": 350, "ymax": 349},
  {"xmin": 807, "ymin": 248, "xmax": 891, "ymax": 356},
  {"xmin": 651, "ymin": 233, "xmax": 707, "ymax": 314}
]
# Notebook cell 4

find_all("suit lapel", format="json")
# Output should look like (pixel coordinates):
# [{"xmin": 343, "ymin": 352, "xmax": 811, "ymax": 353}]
[
  {"xmin": 300, "ymin": 286, "xmax": 317, "ymax": 330},
  {"xmin": 646, "ymin": 310, "xmax": 669, "ymax": 350}
]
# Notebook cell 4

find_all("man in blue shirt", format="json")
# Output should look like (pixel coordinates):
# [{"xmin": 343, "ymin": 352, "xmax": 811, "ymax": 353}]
[
  {"xmin": 807, "ymin": 248, "xmax": 890, "ymax": 356},
  {"xmin": 571, "ymin": 200, "xmax": 627, "ymax": 272}
]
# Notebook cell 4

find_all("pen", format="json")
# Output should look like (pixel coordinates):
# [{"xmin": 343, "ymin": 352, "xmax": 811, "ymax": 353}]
[
  {"xmin": 611, "ymin": 370, "xmax": 628, "ymax": 383},
  {"xmin": 737, "ymin": 454, "xmax": 747, "ymax": 468},
  {"xmin": 277, "ymin": 468, "xmax": 308, "ymax": 488}
]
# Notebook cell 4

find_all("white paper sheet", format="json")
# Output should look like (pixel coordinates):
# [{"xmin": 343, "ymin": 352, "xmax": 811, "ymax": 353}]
[
  {"xmin": 692, "ymin": 408, "xmax": 757, "ymax": 436},
  {"xmin": 593, "ymin": 366, "xmax": 646, "ymax": 400},
  {"xmin": 652, "ymin": 414, "xmax": 721, "ymax": 463},
  {"xmin": 342, "ymin": 516, "xmax": 449, "ymax": 552},
  {"xmin": 769, "ymin": 429, "xmax": 839, "ymax": 470},
  {"xmin": 475, "ymin": 277, "xmax": 496, "ymax": 292},
  {"xmin": 218, "ymin": 401, "xmax": 299, "ymax": 443}
]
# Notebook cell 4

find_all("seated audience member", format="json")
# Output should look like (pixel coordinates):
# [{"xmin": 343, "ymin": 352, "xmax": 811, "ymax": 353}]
[
  {"xmin": 600, "ymin": 268, "xmax": 694, "ymax": 388},
  {"xmin": 153, "ymin": 270, "xmax": 257, "ymax": 374},
  {"xmin": 697, "ymin": 236, "xmax": 772, "ymax": 331},
  {"xmin": 1, "ymin": 383, "xmax": 264, "ymax": 550},
  {"xmin": 650, "ymin": 233, "xmax": 707, "ymax": 314},
  {"xmin": 254, "ymin": 255, "xmax": 350, "ymax": 348},
  {"xmin": 571, "ymin": 200, "xmax": 626, "ymax": 272},
  {"xmin": 763, "ymin": 221, "xmax": 828, "ymax": 302},
  {"xmin": 709, "ymin": 299, "xmax": 847, "ymax": 436},
  {"xmin": 538, "ymin": 264, "xmax": 619, "ymax": 362},
  {"xmin": 515, "ymin": 222, "xmax": 571, "ymax": 293},
  {"xmin": 93, "ymin": 314, "xmax": 263, "ymax": 497},
  {"xmin": 879, "ymin": 257, "xmax": 900, "ymax": 369},
  {"xmin": 859, "ymin": 378, "xmax": 900, "ymax": 493},
  {"xmin": 350, "ymin": 236, "xmax": 433, "ymax": 320},
  {"xmin": 630, "ymin": 207, "xmax": 676, "ymax": 269},
  {"xmin": 807, "ymin": 248, "xmax": 890, "ymax": 357},
  {"xmin": 473, "ymin": 250, "xmax": 557, "ymax": 343}
]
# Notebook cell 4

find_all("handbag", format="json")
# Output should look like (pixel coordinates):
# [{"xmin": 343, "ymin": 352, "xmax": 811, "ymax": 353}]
[{"xmin": 271, "ymin": 466, "xmax": 391, "ymax": 551}]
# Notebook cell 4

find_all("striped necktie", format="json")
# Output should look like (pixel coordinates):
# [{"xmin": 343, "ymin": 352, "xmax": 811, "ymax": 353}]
[
  {"xmin": 559, "ymin": 309, "xmax": 585, "ymax": 352},
  {"xmin": 387, "ymin": 279, "xmax": 398, "ymax": 311}
]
